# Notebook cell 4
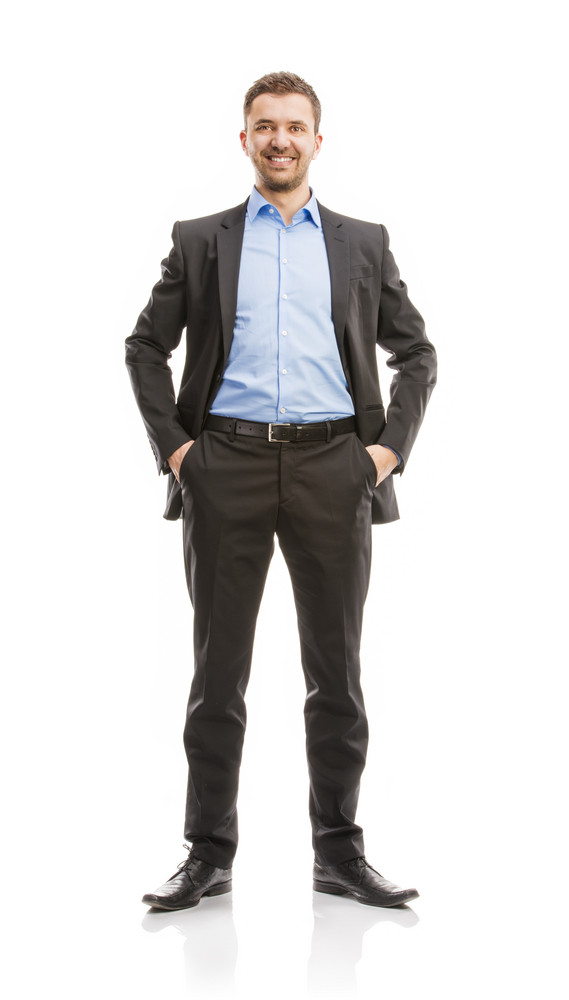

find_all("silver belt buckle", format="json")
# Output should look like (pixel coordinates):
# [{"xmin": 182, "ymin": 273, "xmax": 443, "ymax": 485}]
[{"xmin": 268, "ymin": 422, "xmax": 291, "ymax": 442}]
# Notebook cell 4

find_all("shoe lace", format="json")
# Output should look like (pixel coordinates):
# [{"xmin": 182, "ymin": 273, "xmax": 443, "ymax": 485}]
[
  {"xmin": 176, "ymin": 843, "xmax": 197, "ymax": 881},
  {"xmin": 344, "ymin": 856, "xmax": 384, "ymax": 876}
]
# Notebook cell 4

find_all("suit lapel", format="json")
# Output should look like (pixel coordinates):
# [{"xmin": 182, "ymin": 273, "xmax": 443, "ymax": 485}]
[
  {"xmin": 216, "ymin": 200, "xmax": 248, "ymax": 361},
  {"xmin": 319, "ymin": 202, "xmax": 350, "ymax": 356}
]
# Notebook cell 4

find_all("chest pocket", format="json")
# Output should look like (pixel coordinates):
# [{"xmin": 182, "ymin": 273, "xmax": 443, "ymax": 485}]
[{"xmin": 350, "ymin": 264, "xmax": 375, "ymax": 279}]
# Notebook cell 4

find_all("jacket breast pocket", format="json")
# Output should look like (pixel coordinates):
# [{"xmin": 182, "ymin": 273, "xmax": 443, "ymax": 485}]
[{"xmin": 350, "ymin": 264, "xmax": 375, "ymax": 279}]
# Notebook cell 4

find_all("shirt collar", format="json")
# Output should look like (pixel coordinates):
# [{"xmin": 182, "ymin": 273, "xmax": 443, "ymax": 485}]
[{"xmin": 247, "ymin": 185, "xmax": 321, "ymax": 228}]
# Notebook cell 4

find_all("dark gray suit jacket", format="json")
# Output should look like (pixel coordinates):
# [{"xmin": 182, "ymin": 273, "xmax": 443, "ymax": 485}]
[{"xmin": 125, "ymin": 199, "xmax": 437, "ymax": 524}]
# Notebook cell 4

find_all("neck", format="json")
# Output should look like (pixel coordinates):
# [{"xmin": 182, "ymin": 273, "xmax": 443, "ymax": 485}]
[{"xmin": 254, "ymin": 180, "xmax": 312, "ymax": 226}]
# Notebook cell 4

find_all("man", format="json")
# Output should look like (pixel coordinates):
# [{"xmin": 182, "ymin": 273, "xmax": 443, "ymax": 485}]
[{"xmin": 126, "ymin": 71, "xmax": 436, "ymax": 910}]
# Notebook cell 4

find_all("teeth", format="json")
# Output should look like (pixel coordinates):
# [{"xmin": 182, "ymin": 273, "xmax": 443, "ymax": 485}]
[{"xmin": 269, "ymin": 157, "xmax": 293, "ymax": 162}]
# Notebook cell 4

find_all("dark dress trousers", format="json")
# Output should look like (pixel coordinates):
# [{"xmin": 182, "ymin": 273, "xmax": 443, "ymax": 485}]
[{"xmin": 126, "ymin": 198, "xmax": 437, "ymax": 868}]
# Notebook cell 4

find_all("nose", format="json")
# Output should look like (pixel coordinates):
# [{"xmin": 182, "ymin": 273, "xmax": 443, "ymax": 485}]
[{"xmin": 270, "ymin": 127, "xmax": 290, "ymax": 149}]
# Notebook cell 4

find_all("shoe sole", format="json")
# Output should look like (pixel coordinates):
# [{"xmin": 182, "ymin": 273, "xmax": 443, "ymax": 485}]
[
  {"xmin": 313, "ymin": 880, "xmax": 419, "ymax": 907},
  {"xmin": 142, "ymin": 879, "xmax": 232, "ymax": 910}
]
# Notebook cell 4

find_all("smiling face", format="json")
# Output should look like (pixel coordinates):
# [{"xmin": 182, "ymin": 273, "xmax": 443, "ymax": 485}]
[{"xmin": 240, "ymin": 92, "xmax": 322, "ymax": 196}]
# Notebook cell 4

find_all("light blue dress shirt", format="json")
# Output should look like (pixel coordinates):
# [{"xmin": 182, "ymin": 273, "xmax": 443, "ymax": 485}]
[{"xmin": 211, "ymin": 186, "xmax": 355, "ymax": 424}]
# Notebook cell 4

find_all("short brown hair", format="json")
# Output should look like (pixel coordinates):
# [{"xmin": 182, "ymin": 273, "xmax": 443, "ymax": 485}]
[{"xmin": 243, "ymin": 71, "xmax": 322, "ymax": 133}]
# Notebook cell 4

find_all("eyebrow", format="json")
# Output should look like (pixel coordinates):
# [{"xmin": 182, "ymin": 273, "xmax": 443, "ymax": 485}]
[{"xmin": 253, "ymin": 118, "xmax": 309, "ymax": 128}]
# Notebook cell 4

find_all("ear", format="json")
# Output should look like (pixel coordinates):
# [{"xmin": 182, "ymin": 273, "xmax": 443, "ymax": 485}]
[
  {"xmin": 240, "ymin": 130, "xmax": 249, "ymax": 157},
  {"xmin": 312, "ymin": 133, "xmax": 323, "ymax": 161}
]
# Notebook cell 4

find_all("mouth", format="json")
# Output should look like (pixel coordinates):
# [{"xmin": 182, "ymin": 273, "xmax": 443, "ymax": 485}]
[{"xmin": 265, "ymin": 155, "xmax": 295, "ymax": 165}]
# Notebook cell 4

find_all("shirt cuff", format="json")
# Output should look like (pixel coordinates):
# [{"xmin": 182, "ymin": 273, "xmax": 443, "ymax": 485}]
[{"xmin": 382, "ymin": 444, "xmax": 402, "ymax": 467}]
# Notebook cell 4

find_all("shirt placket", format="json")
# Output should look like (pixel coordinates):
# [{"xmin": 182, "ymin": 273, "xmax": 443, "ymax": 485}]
[{"xmin": 277, "ymin": 222, "xmax": 290, "ymax": 419}]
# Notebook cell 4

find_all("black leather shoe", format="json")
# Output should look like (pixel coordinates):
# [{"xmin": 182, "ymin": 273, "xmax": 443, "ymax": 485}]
[
  {"xmin": 313, "ymin": 857, "xmax": 419, "ymax": 907},
  {"xmin": 142, "ymin": 846, "xmax": 232, "ymax": 910}
]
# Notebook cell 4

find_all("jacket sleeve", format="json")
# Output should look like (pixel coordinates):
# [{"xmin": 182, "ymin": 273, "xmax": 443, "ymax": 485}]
[
  {"xmin": 125, "ymin": 221, "xmax": 191, "ymax": 474},
  {"xmin": 376, "ymin": 224, "xmax": 437, "ymax": 473}
]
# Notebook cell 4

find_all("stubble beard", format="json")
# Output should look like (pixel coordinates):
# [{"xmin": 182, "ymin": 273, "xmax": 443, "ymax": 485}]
[{"xmin": 254, "ymin": 153, "xmax": 310, "ymax": 193}]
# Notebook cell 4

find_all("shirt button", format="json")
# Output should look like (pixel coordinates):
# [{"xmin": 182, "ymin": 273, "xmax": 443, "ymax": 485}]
[
  {"xmin": 281, "ymin": 330, "xmax": 287, "ymax": 336},
  {"xmin": 282, "ymin": 293, "xmax": 288, "ymax": 299},
  {"xmin": 269, "ymin": 208, "xmax": 274, "ymax": 214},
  {"xmin": 282, "ymin": 258, "xmax": 287, "ymax": 264},
  {"xmin": 280, "ymin": 407, "xmax": 286, "ymax": 413},
  {"xmin": 282, "ymin": 369, "xmax": 287, "ymax": 374}
]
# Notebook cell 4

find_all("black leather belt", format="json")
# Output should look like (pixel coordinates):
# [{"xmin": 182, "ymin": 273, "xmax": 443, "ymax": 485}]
[{"xmin": 204, "ymin": 414, "xmax": 356, "ymax": 442}]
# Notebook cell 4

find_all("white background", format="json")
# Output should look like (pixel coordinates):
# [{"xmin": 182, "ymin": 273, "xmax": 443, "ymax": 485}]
[{"xmin": 2, "ymin": 1, "xmax": 567, "ymax": 997}]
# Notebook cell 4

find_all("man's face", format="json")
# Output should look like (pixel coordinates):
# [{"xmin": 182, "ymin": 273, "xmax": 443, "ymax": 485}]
[{"xmin": 240, "ymin": 93, "xmax": 322, "ymax": 194}]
